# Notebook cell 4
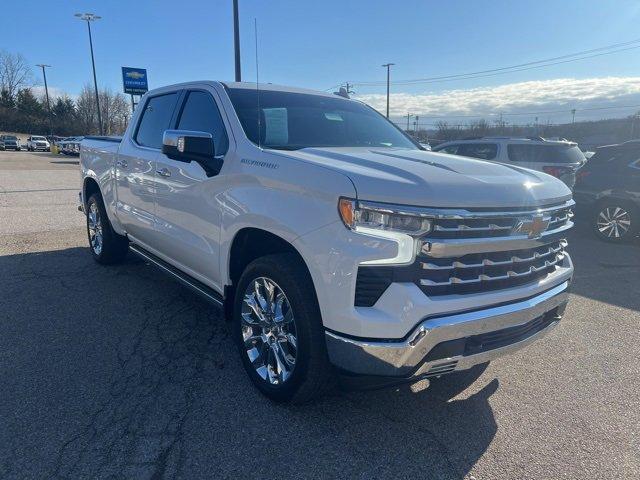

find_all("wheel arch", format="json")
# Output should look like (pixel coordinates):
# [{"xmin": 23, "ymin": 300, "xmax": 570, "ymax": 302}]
[
  {"xmin": 224, "ymin": 227, "xmax": 316, "ymax": 321},
  {"xmin": 83, "ymin": 177, "xmax": 101, "ymax": 209}
]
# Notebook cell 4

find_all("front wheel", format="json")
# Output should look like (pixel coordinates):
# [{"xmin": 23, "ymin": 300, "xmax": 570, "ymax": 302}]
[
  {"xmin": 86, "ymin": 193, "xmax": 129, "ymax": 264},
  {"xmin": 233, "ymin": 253, "xmax": 333, "ymax": 403},
  {"xmin": 593, "ymin": 201, "xmax": 638, "ymax": 243}
]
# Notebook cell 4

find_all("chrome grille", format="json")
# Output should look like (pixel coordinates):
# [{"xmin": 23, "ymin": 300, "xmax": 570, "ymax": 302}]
[
  {"xmin": 419, "ymin": 240, "xmax": 567, "ymax": 295},
  {"xmin": 420, "ymin": 201, "xmax": 573, "ymax": 296},
  {"xmin": 428, "ymin": 204, "xmax": 573, "ymax": 239},
  {"xmin": 353, "ymin": 201, "xmax": 574, "ymax": 306}
]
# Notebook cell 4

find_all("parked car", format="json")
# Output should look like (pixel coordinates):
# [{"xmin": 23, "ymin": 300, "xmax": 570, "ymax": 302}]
[
  {"xmin": 432, "ymin": 137, "xmax": 586, "ymax": 188},
  {"xmin": 48, "ymin": 136, "xmax": 66, "ymax": 153},
  {"xmin": 574, "ymin": 140, "xmax": 640, "ymax": 242},
  {"xmin": 26, "ymin": 136, "xmax": 50, "ymax": 152},
  {"xmin": 0, "ymin": 135, "xmax": 20, "ymax": 151},
  {"xmin": 64, "ymin": 136, "xmax": 84, "ymax": 156},
  {"xmin": 79, "ymin": 81, "xmax": 573, "ymax": 403}
]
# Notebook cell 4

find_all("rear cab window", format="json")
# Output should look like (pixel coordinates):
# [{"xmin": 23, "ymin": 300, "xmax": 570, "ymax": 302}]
[
  {"xmin": 135, "ymin": 92, "xmax": 179, "ymax": 149},
  {"xmin": 507, "ymin": 144, "xmax": 585, "ymax": 164}
]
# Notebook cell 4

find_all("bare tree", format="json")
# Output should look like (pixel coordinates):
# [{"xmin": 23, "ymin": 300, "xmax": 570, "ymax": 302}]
[
  {"xmin": 0, "ymin": 50, "xmax": 32, "ymax": 99},
  {"xmin": 99, "ymin": 88, "xmax": 130, "ymax": 135},
  {"xmin": 76, "ymin": 84, "xmax": 98, "ymax": 134}
]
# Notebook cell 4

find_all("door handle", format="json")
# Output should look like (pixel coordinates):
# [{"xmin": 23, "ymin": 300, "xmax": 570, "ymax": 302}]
[
  {"xmin": 156, "ymin": 167, "xmax": 171, "ymax": 177},
  {"xmin": 116, "ymin": 159, "xmax": 128, "ymax": 168}
]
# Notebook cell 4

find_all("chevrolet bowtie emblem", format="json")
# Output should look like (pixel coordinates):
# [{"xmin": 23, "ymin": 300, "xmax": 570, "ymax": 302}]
[{"xmin": 513, "ymin": 213, "xmax": 550, "ymax": 238}]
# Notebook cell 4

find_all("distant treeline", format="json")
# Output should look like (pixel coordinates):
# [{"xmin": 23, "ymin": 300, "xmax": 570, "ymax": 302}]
[
  {"xmin": 408, "ymin": 116, "xmax": 640, "ymax": 150},
  {"xmin": 0, "ymin": 49, "xmax": 130, "ymax": 137},
  {"xmin": 0, "ymin": 85, "xmax": 131, "ymax": 137}
]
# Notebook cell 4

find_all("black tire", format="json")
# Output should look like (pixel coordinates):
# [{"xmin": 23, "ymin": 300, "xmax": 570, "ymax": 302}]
[
  {"xmin": 233, "ymin": 253, "xmax": 333, "ymax": 404},
  {"xmin": 427, "ymin": 362, "xmax": 489, "ymax": 401},
  {"xmin": 592, "ymin": 199, "xmax": 639, "ymax": 243},
  {"xmin": 86, "ymin": 192, "xmax": 129, "ymax": 264}
]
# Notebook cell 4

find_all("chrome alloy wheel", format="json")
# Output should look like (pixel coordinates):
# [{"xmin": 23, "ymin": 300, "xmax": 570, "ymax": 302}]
[
  {"xmin": 597, "ymin": 206, "xmax": 631, "ymax": 239},
  {"xmin": 88, "ymin": 202, "xmax": 104, "ymax": 255},
  {"xmin": 241, "ymin": 277, "xmax": 298, "ymax": 385}
]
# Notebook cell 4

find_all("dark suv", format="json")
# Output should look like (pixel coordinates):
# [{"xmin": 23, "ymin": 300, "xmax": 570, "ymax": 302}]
[{"xmin": 574, "ymin": 141, "xmax": 640, "ymax": 242}]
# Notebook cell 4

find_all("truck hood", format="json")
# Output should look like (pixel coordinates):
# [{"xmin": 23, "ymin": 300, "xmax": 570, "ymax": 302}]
[{"xmin": 278, "ymin": 147, "xmax": 572, "ymax": 208}]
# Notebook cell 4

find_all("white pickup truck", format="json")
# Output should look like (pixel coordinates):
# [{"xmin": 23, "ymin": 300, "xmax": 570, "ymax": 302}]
[{"xmin": 79, "ymin": 81, "xmax": 574, "ymax": 403}]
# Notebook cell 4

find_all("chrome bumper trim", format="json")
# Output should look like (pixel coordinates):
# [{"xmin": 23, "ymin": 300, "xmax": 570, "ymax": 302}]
[{"xmin": 325, "ymin": 281, "xmax": 569, "ymax": 378}]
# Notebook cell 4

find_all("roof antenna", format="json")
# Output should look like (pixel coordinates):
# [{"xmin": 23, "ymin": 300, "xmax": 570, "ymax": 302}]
[{"xmin": 254, "ymin": 18, "xmax": 262, "ymax": 150}]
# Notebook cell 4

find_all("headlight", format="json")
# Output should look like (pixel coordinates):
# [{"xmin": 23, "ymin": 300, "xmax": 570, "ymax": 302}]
[{"xmin": 338, "ymin": 198, "xmax": 432, "ymax": 236}]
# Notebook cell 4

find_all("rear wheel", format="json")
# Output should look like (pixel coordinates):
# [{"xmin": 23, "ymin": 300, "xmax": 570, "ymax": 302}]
[
  {"xmin": 593, "ymin": 200, "xmax": 638, "ymax": 243},
  {"xmin": 86, "ymin": 193, "xmax": 129, "ymax": 264},
  {"xmin": 233, "ymin": 253, "xmax": 333, "ymax": 403}
]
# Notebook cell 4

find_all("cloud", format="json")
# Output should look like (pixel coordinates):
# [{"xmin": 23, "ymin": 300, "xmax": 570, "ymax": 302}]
[
  {"xmin": 354, "ymin": 77, "xmax": 640, "ymax": 124},
  {"xmin": 30, "ymin": 85, "xmax": 75, "ymax": 101}
]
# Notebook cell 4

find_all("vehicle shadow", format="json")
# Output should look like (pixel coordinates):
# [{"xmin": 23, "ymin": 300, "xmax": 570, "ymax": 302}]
[
  {"xmin": 0, "ymin": 246, "xmax": 497, "ymax": 479},
  {"xmin": 49, "ymin": 160, "xmax": 79, "ymax": 165},
  {"xmin": 567, "ymin": 221, "xmax": 640, "ymax": 311}
]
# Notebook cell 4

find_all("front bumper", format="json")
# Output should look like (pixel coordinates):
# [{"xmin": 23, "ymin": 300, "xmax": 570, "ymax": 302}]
[{"xmin": 325, "ymin": 280, "xmax": 569, "ymax": 379}]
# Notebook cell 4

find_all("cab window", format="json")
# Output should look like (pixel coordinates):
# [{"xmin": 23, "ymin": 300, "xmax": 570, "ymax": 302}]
[
  {"xmin": 135, "ymin": 92, "xmax": 179, "ymax": 149},
  {"xmin": 176, "ymin": 91, "xmax": 229, "ymax": 155}
]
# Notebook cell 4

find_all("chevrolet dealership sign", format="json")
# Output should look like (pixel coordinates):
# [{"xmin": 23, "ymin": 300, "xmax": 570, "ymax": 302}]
[{"xmin": 122, "ymin": 67, "xmax": 148, "ymax": 95}]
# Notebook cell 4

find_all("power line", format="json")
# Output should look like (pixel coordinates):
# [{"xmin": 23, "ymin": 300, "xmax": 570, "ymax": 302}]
[{"xmin": 333, "ymin": 38, "xmax": 640, "ymax": 89}]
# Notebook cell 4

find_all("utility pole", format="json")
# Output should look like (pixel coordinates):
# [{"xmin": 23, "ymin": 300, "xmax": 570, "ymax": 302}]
[
  {"xmin": 75, "ymin": 13, "xmax": 103, "ymax": 135},
  {"xmin": 414, "ymin": 115, "xmax": 420, "ymax": 132},
  {"xmin": 406, "ymin": 113, "xmax": 413, "ymax": 131},
  {"xmin": 233, "ymin": 0, "xmax": 241, "ymax": 81},
  {"xmin": 36, "ymin": 64, "xmax": 53, "ymax": 137},
  {"xmin": 571, "ymin": 108, "xmax": 576, "ymax": 124},
  {"xmin": 381, "ymin": 63, "xmax": 394, "ymax": 118}
]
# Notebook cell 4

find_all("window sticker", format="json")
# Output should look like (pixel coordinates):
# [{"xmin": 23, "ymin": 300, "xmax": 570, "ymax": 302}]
[
  {"xmin": 263, "ymin": 108, "xmax": 288, "ymax": 145},
  {"xmin": 324, "ymin": 112, "xmax": 344, "ymax": 121}
]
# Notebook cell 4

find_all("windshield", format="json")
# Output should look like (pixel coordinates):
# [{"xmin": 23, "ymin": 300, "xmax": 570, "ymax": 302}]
[
  {"xmin": 507, "ymin": 144, "xmax": 585, "ymax": 164},
  {"xmin": 32, "ymin": 136, "xmax": 46, "ymax": 141},
  {"xmin": 226, "ymin": 88, "xmax": 418, "ymax": 150},
  {"xmin": 4, "ymin": 136, "xmax": 17, "ymax": 140}
]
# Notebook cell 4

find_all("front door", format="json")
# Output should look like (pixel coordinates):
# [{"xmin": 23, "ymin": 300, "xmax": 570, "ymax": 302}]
[
  {"xmin": 152, "ymin": 88, "xmax": 231, "ymax": 292},
  {"xmin": 115, "ymin": 91, "xmax": 179, "ymax": 245}
]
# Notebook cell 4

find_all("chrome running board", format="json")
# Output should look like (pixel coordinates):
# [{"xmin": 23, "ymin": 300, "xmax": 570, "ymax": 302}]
[{"xmin": 129, "ymin": 244, "xmax": 224, "ymax": 307}]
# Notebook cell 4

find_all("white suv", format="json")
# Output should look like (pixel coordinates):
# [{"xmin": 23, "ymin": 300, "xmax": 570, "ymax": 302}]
[
  {"xmin": 433, "ymin": 137, "xmax": 586, "ymax": 188},
  {"xmin": 26, "ymin": 135, "xmax": 51, "ymax": 152}
]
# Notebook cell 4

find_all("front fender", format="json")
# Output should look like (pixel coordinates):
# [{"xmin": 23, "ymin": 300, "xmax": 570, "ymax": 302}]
[{"xmin": 219, "ymin": 152, "xmax": 357, "ymax": 286}]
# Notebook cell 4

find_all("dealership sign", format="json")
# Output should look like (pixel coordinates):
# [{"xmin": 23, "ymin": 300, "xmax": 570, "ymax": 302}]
[{"xmin": 122, "ymin": 67, "xmax": 148, "ymax": 95}]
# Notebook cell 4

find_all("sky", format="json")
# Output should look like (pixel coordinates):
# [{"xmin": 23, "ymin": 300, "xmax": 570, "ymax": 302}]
[{"xmin": 4, "ymin": 0, "xmax": 640, "ymax": 127}]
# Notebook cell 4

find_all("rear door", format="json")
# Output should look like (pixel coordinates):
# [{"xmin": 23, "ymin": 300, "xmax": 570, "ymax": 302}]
[
  {"xmin": 115, "ymin": 91, "xmax": 179, "ymax": 245},
  {"xmin": 152, "ymin": 88, "xmax": 232, "ymax": 291}
]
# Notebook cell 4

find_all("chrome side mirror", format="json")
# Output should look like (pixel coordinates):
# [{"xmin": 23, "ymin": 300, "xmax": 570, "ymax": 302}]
[
  {"xmin": 161, "ymin": 130, "xmax": 222, "ymax": 177},
  {"xmin": 162, "ymin": 130, "xmax": 215, "ymax": 163}
]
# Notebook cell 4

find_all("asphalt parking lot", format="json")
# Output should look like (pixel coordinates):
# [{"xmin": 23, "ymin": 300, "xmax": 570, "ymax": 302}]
[{"xmin": 1, "ymin": 150, "xmax": 639, "ymax": 479}]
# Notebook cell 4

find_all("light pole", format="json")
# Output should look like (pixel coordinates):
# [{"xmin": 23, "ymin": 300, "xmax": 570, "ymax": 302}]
[
  {"xmin": 75, "ymin": 12, "xmax": 103, "ymax": 135},
  {"xmin": 36, "ymin": 64, "xmax": 53, "ymax": 137},
  {"xmin": 233, "ymin": 0, "xmax": 241, "ymax": 81},
  {"xmin": 382, "ymin": 63, "xmax": 394, "ymax": 119}
]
